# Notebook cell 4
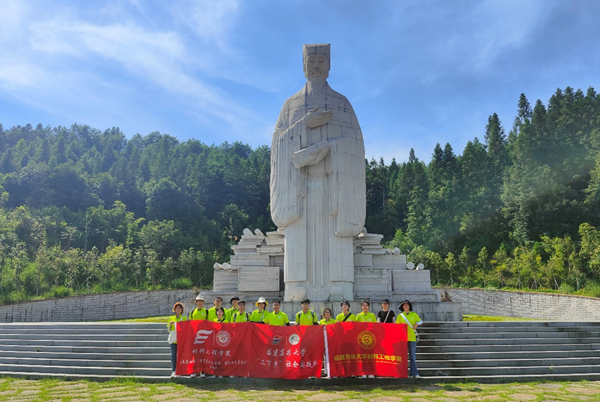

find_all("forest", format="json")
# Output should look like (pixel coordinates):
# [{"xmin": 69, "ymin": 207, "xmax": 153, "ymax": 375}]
[{"xmin": 1, "ymin": 85, "xmax": 600, "ymax": 304}]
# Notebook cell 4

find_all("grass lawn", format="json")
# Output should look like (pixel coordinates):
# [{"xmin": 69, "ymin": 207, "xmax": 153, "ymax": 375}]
[{"xmin": 1, "ymin": 377, "xmax": 599, "ymax": 401}]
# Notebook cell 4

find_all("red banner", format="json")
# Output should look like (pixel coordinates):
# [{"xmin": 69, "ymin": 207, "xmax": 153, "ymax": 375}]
[
  {"xmin": 176, "ymin": 321, "xmax": 252, "ymax": 377},
  {"xmin": 176, "ymin": 321, "xmax": 323, "ymax": 379},
  {"xmin": 325, "ymin": 322, "xmax": 408, "ymax": 378},
  {"xmin": 249, "ymin": 324, "xmax": 323, "ymax": 379}
]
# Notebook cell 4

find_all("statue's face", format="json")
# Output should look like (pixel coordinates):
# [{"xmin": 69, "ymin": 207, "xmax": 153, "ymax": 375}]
[{"xmin": 304, "ymin": 53, "xmax": 329, "ymax": 81}]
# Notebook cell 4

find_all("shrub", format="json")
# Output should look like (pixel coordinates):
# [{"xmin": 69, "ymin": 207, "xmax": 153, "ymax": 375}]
[{"xmin": 170, "ymin": 278, "xmax": 192, "ymax": 289}]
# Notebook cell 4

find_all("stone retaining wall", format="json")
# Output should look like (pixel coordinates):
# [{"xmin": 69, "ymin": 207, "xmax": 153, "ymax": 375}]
[
  {"xmin": 0, "ymin": 290, "xmax": 196, "ymax": 323},
  {"xmin": 442, "ymin": 288, "xmax": 600, "ymax": 320}
]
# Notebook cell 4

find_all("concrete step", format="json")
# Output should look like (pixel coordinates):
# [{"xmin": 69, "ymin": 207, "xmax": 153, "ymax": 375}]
[
  {"xmin": 0, "ymin": 323, "xmax": 166, "ymax": 330},
  {"xmin": 0, "ymin": 350, "xmax": 170, "ymax": 360},
  {"xmin": 418, "ymin": 337, "xmax": 600, "ymax": 346},
  {"xmin": 423, "ymin": 321, "xmax": 600, "ymax": 328},
  {"xmin": 0, "ymin": 356, "xmax": 170, "ymax": 369},
  {"xmin": 0, "ymin": 339, "xmax": 167, "ymax": 347},
  {"xmin": 0, "ymin": 362, "xmax": 169, "ymax": 376},
  {"xmin": 419, "ymin": 364, "xmax": 600, "ymax": 377},
  {"xmin": 417, "ymin": 331, "xmax": 600, "ymax": 340},
  {"xmin": 0, "ymin": 334, "xmax": 166, "ymax": 341},
  {"xmin": 417, "ymin": 356, "xmax": 600, "ymax": 368},
  {"xmin": 0, "ymin": 344, "xmax": 170, "ymax": 354},
  {"xmin": 418, "ymin": 349, "xmax": 600, "ymax": 360},
  {"xmin": 418, "ymin": 342, "xmax": 600, "ymax": 353},
  {"xmin": 420, "ymin": 326, "xmax": 600, "ymax": 334}
]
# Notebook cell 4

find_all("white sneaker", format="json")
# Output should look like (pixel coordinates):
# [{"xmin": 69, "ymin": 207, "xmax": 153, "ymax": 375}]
[
  {"xmin": 200, "ymin": 373, "xmax": 205, "ymax": 378},
  {"xmin": 414, "ymin": 375, "xmax": 421, "ymax": 379},
  {"xmin": 229, "ymin": 375, "xmax": 235, "ymax": 378},
  {"xmin": 368, "ymin": 375, "xmax": 374, "ymax": 378},
  {"xmin": 361, "ymin": 375, "xmax": 367, "ymax": 378},
  {"xmin": 209, "ymin": 375, "xmax": 216, "ymax": 378},
  {"xmin": 170, "ymin": 371, "xmax": 176, "ymax": 378},
  {"xmin": 218, "ymin": 376, "xmax": 223, "ymax": 378},
  {"xmin": 190, "ymin": 373, "xmax": 196, "ymax": 378}
]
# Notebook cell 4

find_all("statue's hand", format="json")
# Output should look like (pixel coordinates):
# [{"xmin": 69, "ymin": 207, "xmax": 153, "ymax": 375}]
[{"xmin": 305, "ymin": 111, "xmax": 333, "ymax": 129}]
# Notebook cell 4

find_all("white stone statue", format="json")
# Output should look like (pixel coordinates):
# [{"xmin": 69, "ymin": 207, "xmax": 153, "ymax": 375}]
[{"xmin": 270, "ymin": 44, "xmax": 366, "ymax": 302}]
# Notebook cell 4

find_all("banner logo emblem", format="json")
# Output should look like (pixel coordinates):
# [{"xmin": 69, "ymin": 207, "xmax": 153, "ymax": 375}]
[
  {"xmin": 272, "ymin": 335, "xmax": 283, "ymax": 345},
  {"xmin": 194, "ymin": 329, "xmax": 213, "ymax": 344},
  {"xmin": 216, "ymin": 330, "xmax": 232, "ymax": 347},
  {"xmin": 288, "ymin": 334, "xmax": 300, "ymax": 345},
  {"xmin": 357, "ymin": 330, "xmax": 376, "ymax": 349}
]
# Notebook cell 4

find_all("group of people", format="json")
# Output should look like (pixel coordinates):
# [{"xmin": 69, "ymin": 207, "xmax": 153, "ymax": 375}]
[{"xmin": 167, "ymin": 296, "xmax": 422, "ymax": 379}]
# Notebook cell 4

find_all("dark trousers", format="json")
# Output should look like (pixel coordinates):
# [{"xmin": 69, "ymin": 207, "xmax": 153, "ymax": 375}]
[
  {"xmin": 170, "ymin": 343, "xmax": 178, "ymax": 372},
  {"xmin": 408, "ymin": 341, "xmax": 419, "ymax": 377}
]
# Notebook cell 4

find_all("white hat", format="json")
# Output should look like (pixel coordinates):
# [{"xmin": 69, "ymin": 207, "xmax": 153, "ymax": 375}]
[
  {"xmin": 195, "ymin": 295, "xmax": 205, "ymax": 301},
  {"xmin": 255, "ymin": 297, "xmax": 269, "ymax": 306}
]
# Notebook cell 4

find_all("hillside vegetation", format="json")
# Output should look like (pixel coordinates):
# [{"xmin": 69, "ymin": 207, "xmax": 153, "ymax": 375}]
[{"xmin": 1, "ymin": 86, "xmax": 600, "ymax": 303}]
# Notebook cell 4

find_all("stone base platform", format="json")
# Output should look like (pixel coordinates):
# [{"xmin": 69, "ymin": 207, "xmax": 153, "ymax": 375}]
[{"xmin": 196, "ymin": 290, "xmax": 462, "ymax": 322}]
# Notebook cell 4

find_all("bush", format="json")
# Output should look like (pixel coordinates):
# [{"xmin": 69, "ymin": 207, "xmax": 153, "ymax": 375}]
[
  {"xmin": 583, "ymin": 281, "xmax": 600, "ymax": 298},
  {"xmin": 170, "ymin": 278, "xmax": 192, "ymax": 289},
  {"xmin": 52, "ymin": 286, "xmax": 73, "ymax": 298},
  {"xmin": 558, "ymin": 283, "xmax": 575, "ymax": 294}
]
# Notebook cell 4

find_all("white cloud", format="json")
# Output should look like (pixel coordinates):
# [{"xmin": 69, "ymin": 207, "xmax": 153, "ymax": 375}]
[{"xmin": 172, "ymin": 0, "xmax": 239, "ymax": 46}]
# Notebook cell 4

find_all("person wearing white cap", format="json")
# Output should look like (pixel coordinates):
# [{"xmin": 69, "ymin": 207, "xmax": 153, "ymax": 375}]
[
  {"xmin": 250, "ymin": 297, "xmax": 269, "ymax": 323},
  {"xmin": 189, "ymin": 295, "xmax": 208, "ymax": 321}
]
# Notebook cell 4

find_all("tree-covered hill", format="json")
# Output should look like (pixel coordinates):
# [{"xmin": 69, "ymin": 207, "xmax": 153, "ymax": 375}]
[{"xmin": 1, "ymin": 85, "xmax": 600, "ymax": 303}]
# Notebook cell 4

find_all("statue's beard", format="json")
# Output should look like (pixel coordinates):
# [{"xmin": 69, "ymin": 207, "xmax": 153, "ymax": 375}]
[{"xmin": 307, "ymin": 69, "xmax": 328, "ymax": 81}]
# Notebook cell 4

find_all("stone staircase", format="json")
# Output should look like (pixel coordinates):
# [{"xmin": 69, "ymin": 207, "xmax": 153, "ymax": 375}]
[
  {"xmin": 0, "ymin": 323, "xmax": 171, "ymax": 380},
  {"xmin": 417, "ymin": 321, "xmax": 600, "ymax": 381},
  {"xmin": 1, "ymin": 321, "xmax": 599, "ymax": 382}
]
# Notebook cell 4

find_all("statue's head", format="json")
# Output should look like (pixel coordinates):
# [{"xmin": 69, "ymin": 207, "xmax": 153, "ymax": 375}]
[{"xmin": 303, "ymin": 44, "xmax": 330, "ymax": 81}]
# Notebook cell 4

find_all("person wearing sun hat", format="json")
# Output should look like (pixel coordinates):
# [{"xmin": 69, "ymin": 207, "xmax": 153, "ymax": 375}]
[
  {"xmin": 226, "ymin": 296, "xmax": 240, "ymax": 321},
  {"xmin": 189, "ymin": 295, "xmax": 208, "ymax": 321},
  {"xmin": 396, "ymin": 299, "xmax": 422, "ymax": 378},
  {"xmin": 250, "ymin": 297, "xmax": 269, "ymax": 323}
]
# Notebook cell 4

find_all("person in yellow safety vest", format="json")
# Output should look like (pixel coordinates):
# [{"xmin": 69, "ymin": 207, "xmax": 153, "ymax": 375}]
[
  {"xmin": 336, "ymin": 300, "xmax": 355, "ymax": 322},
  {"xmin": 250, "ymin": 297, "xmax": 269, "ymax": 323},
  {"xmin": 189, "ymin": 295, "xmax": 208, "ymax": 320},
  {"xmin": 263, "ymin": 299, "xmax": 290, "ymax": 326},
  {"xmin": 207, "ymin": 296, "xmax": 223, "ymax": 321},
  {"xmin": 355, "ymin": 299, "xmax": 377, "ymax": 323},
  {"xmin": 319, "ymin": 307, "xmax": 336, "ymax": 325},
  {"xmin": 213, "ymin": 306, "xmax": 230, "ymax": 323},
  {"xmin": 167, "ymin": 302, "xmax": 187, "ymax": 378},
  {"xmin": 231, "ymin": 300, "xmax": 251, "ymax": 322},
  {"xmin": 295, "ymin": 298, "xmax": 318, "ymax": 325},
  {"xmin": 397, "ymin": 299, "xmax": 422, "ymax": 379},
  {"xmin": 226, "ymin": 296, "xmax": 240, "ymax": 321}
]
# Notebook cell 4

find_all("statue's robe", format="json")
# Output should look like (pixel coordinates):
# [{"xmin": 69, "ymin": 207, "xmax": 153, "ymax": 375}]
[{"xmin": 270, "ymin": 81, "xmax": 366, "ymax": 301}]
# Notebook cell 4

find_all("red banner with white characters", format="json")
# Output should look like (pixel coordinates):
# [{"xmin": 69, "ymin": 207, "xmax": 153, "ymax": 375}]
[
  {"xmin": 176, "ymin": 321, "xmax": 252, "ymax": 377},
  {"xmin": 325, "ymin": 322, "xmax": 408, "ymax": 378},
  {"xmin": 176, "ymin": 321, "xmax": 323, "ymax": 379},
  {"xmin": 249, "ymin": 324, "xmax": 323, "ymax": 379}
]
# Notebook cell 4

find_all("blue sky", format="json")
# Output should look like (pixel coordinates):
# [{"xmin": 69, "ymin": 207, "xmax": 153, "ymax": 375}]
[{"xmin": 0, "ymin": 0, "xmax": 599, "ymax": 163}]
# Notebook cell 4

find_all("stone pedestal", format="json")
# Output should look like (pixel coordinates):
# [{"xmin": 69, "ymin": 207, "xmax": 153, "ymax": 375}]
[{"xmin": 212, "ymin": 227, "xmax": 461, "ymax": 320}]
